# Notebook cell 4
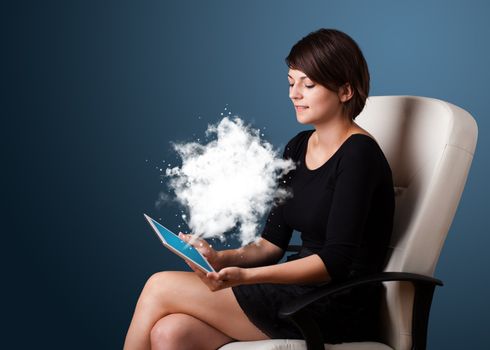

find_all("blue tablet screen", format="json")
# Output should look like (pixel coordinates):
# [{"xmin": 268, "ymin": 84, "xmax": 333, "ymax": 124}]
[{"xmin": 147, "ymin": 216, "xmax": 214, "ymax": 273}]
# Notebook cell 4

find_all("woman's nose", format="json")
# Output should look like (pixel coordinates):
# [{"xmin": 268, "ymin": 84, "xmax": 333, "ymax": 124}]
[{"xmin": 289, "ymin": 85, "xmax": 302, "ymax": 100}]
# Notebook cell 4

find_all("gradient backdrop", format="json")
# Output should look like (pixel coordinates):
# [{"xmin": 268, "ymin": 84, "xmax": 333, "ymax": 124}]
[{"xmin": 3, "ymin": 0, "xmax": 489, "ymax": 348}]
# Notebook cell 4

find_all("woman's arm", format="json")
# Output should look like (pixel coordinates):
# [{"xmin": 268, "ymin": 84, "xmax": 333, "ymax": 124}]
[
  {"xmin": 245, "ymin": 254, "xmax": 330, "ymax": 284},
  {"xmin": 217, "ymin": 237, "xmax": 284, "ymax": 268},
  {"xmin": 179, "ymin": 233, "xmax": 284, "ymax": 270},
  {"xmin": 186, "ymin": 253, "xmax": 331, "ymax": 292}
]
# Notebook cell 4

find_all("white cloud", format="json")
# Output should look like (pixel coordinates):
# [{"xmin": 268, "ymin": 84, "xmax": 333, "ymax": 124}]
[{"xmin": 165, "ymin": 116, "xmax": 295, "ymax": 246}]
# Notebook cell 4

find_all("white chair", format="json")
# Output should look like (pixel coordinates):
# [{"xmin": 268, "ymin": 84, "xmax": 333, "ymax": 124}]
[{"xmin": 220, "ymin": 95, "xmax": 478, "ymax": 350}]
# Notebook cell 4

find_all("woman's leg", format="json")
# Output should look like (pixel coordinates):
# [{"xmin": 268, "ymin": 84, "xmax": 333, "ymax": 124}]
[
  {"xmin": 123, "ymin": 271, "xmax": 269, "ymax": 350},
  {"xmin": 150, "ymin": 313, "xmax": 234, "ymax": 350}
]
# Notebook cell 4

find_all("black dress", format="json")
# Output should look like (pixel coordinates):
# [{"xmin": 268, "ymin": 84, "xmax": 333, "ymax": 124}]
[{"xmin": 231, "ymin": 130, "xmax": 395, "ymax": 344}]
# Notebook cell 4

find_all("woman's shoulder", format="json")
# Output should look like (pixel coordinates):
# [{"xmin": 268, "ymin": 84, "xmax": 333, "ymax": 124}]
[
  {"xmin": 340, "ymin": 133, "xmax": 393, "ymax": 174},
  {"xmin": 342, "ymin": 133, "xmax": 383, "ymax": 156}
]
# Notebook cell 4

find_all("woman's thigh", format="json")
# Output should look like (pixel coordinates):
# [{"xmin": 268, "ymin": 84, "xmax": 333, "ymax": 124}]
[{"xmin": 146, "ymin": 271, "xmax": 270, "ymax": 341}]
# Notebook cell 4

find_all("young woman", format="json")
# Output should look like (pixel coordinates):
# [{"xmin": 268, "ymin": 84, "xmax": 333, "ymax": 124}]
[{"xmin": 124, "ymin": 28, "xmax": 395, "ymax": 350}]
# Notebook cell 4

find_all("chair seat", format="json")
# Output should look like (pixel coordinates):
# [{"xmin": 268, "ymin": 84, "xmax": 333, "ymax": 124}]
[{"xmin": 219, "ymin": 339, "xmax": 393, "ymax": 350}]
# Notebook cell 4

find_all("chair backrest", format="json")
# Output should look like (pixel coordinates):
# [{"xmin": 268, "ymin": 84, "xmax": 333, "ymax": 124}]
[{"xmin": 356, "ymin": 96, "xmax": 478, "ymax": 350}]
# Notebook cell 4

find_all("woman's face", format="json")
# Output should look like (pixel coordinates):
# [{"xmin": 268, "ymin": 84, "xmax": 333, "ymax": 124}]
[{"xmin": 288, "ymin": 68, "xmax": 344, "ymax": 125}]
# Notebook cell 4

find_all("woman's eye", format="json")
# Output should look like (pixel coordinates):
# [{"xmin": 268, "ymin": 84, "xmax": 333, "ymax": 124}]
[{"xmin": 289, "ymin": 83, "xmax": 315, "ymax": 88}]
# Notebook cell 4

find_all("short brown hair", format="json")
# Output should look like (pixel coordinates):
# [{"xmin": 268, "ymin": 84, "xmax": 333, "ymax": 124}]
[{"xmin": 285, "ymin": 28, "xmax": 370, "ymax": 120}]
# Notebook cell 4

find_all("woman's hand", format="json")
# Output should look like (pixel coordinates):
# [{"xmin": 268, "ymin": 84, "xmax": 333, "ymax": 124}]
[
  {"xmin": 185, "ymin": 260, "xmax": 248, "ymax": 292},
  {"xmin": 208, "ymin": 266, "xmax": 248, "ymax": 290},
  {"xmin": 178, "ymin": 232, "xmax": 224, "ymax": 271}
]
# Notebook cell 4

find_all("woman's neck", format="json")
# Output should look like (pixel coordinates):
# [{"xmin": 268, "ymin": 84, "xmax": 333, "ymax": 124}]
[{"xmin": 310, "ymin": 117, "xmax": 356, "ymax": 151}]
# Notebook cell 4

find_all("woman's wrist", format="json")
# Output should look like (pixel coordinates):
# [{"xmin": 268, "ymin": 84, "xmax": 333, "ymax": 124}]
[
  {"xmin": 242, "ymin": 266, "xmax": 257, "ymax": 285},
  {"xmin": 215, "ymin": 249, "xmax": 236, "ymax": 270},
  {"xmin": 214, "ymin": 250, "xmax": 226, "ymax": 270}
]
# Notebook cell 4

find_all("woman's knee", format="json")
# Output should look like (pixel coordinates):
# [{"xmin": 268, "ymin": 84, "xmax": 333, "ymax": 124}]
[
  {"xmin": 150, "ymin": 314, "xmax": 192, "ymax": 350},
  {"xmin": 142, "ymin": 271, "xmax": 175, "ymax": 296},
  {"xmin": 140, "ymin": 272, "xmax": 187, "ymax": 311},
  {"xmin": 145, "ymin": 271, "xmax": 185, "ymax": 291}
]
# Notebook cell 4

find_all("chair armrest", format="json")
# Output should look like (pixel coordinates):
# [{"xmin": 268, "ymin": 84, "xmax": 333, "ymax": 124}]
[
  {"xmin": 278, "ymin": 272, "xmax": 443, "ymax": 350},
  {"xmin": 279, "ymin": 272, "xmax": 442, "ymax": 317}
]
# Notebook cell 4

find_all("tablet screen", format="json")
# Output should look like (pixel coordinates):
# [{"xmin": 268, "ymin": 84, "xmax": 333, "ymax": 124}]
[{"xmin": 144, "ymin": 214, "xmax": 215, "ymax": 273}]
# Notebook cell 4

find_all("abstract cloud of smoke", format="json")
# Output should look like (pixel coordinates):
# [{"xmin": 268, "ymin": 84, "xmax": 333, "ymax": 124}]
[{"xmin": 165, "ymin": 116, "xmax": 296, "ymax": 246}]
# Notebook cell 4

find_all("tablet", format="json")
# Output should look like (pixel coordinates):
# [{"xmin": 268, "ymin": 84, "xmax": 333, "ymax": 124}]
[{"xmin": 143, "ymin": 214, "xmax": 215, "ymax": 273}]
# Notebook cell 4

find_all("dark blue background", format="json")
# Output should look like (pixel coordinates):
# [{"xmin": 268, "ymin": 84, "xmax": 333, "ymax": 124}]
[{"xmin": 3, "ymin": 1, "xmax": 489, "ymax": 348}]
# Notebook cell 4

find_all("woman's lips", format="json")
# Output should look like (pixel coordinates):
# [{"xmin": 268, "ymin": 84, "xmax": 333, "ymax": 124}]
[{"xmin": 295, "ymin": 106, "xmax": 309, "ymax": 111}]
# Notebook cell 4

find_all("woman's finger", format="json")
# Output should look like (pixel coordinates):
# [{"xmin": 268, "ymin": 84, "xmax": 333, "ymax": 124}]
[
  {"xmin": 184, "ymin": 258, "xmax": 228, "ymax": 291},
  {"xmin": 187, "ymin": 260, "xmax": 208, "ymax": 277},
  {"xmin": 218, "ymin": 270, "xmax": 228, "ymax": 280},
  {"xmin": 179, "ymin": 232, "xmax": 203, "ymax": 249},
  {"xmin": 179, "ymin": 232, "xmax": 190, "ymax": 242},
  {"xmin": 206, "ymin": 272, "xmax": 219, "ymax": 280}
]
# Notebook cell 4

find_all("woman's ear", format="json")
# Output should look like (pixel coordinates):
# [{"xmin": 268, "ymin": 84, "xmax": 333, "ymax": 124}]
[{"xmin": 338, "ymin": 83, "xmax": 354, "ymax": 103}]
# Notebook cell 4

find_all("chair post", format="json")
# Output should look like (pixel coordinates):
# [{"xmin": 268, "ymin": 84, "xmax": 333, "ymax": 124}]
[
  {"xmin": 411, "ymin": 282, "xmax": 437, "ymax": 350},
  {"xmin": 287, "ymin": 310, "xmax": 324, "ymax": 350}
]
